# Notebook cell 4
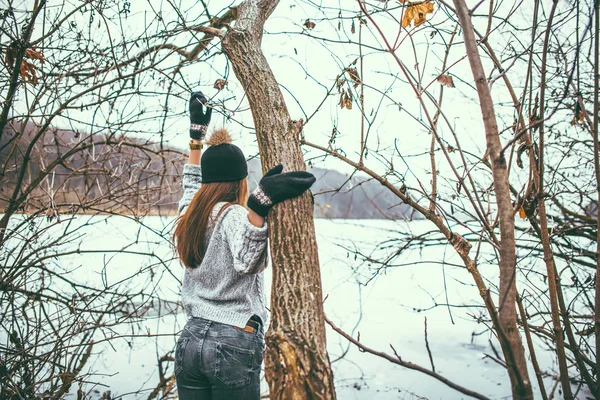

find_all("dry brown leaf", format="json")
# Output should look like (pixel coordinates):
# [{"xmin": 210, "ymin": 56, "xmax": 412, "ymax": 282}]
[
  {"xmin": 402, "ymin": 1, "xmax": 434, "ymax": 28},
  {"xmin": 345, "ymin": 67, "xmax": 361, "ymax": 88},
  {"xmin": 304, "ymin": 19, "xmax": 316, "ymax": 30},
  {"xmin": 25, "ymin": 48, "xmax": 44, "ymax": 62},
  {"xmin": 339, "ymin": 89, "xmax": 353, "ymax": 110},
  {"xmin": 570, "ymin": 112, "xmax": 584, "ymax": 126},
  {"xmin": 437, "ymin": 74, "xmax": 455, "ymax": 88},
  {"xmin": 351, "ymin": 20, "xmax": 356, "ymax": 34},
  {"xmin": 571, "ymin": 101, "xmax": 584, "ymax": 125},
  {"xmin": 518, "ymin": 206, "xmax": 527, "ymax": 219},
  {"xmin": 5, "ymin": 43, "xmax": 45, "ymax": 85},
  {"xmin": 213, "ymin": 79, "xmax": 228, "ymax": 91},
  {"xmin": 21, "ymin": 62, "xmax": 38, "ymax": 84},
  {"xmin": 21, "ymin": 50, "xmax": 44, "ymax": 85},
  {"xmin": 571, "ymin": 111, "xmax": 585, "ymax": 125},
  {"xmin": 344, "ymin": 92, "xmax": 353, "ymax": 110}
]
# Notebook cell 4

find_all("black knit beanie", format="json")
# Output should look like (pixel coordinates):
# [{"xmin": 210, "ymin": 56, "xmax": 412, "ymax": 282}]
[{"xmin": 201, "ymin": 129, "xmax": 248, "ymax": 183}]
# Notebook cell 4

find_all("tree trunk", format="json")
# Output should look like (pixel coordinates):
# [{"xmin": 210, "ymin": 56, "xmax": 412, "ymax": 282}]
[
  {"xmin": 452, "ymin": 1, "xmax": 533, "ymax": 398},
  {"xmin": 221, "ymin": 1, "xmax": 337, "ymax": 399},
  {"xmin": 594, "ymin": 1, "xmax": 600, "ymax": 399}
]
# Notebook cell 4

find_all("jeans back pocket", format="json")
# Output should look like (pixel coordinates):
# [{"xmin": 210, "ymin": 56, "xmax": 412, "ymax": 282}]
[{"xmin": 215, "ymin": 342, "xmax": 255, "ymax": 389}]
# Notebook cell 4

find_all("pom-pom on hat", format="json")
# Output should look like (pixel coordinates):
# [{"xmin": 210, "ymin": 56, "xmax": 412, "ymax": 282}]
[{"xmin": 201, "ymin": 129, "xmax": 248, "ymax": 183}]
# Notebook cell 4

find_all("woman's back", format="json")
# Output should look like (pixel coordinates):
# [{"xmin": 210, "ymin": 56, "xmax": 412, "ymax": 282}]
[{"xmin": 181, "ymin": 202, "xmax": 269, "ymax": 329}]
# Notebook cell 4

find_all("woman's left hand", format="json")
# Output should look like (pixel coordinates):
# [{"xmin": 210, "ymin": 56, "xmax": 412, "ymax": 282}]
[{"xmin": 189, "ymin": 91, "xmax": 212, "ymax": 140}]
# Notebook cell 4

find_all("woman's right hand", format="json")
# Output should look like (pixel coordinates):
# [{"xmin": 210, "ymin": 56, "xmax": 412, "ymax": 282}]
[
  {"xmin": 247, "ymin": 164, "xmax": 316, "ymax": 217},
  {"xmin": 189, "ymin": 91, "xmax": 212, "ymax": 140}
]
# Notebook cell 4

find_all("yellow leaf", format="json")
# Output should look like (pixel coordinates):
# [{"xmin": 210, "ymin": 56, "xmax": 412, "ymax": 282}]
[
  {"xmin": 401, "ymin": 6, "xmax": 414, "ymax": 28},
  {"xmin": 518, "ymin": 207, "xmax": 527, "ymax": 219},
  {"xmin": 325, "ymin": 204, "xmax": 331, "ymax": 209},
  {"xmin": 402, "ymin": 1, "xmax": 434, "ymax": 28}
]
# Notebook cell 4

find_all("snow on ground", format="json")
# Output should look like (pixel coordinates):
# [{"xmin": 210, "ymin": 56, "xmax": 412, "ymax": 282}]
[{"xmin": 18, "ymin": 216, "xmax": 579, "ymax": 399}]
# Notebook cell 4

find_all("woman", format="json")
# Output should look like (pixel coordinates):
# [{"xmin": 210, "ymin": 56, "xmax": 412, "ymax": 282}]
[{"xmin": 173, "ymin": 91, "xmax": 315, "ymax": 399}]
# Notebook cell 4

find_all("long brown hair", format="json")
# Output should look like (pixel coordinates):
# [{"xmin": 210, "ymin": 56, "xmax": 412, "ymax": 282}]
[{"xmin": 175, "ymin": 179, "xmax": 248, "ymax": 268}]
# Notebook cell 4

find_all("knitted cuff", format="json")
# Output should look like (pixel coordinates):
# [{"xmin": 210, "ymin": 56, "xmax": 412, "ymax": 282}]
[
  {"xmin": 247, "ymin": 185, "xmax": 273, "ymax": 217},
  {"xmin": 190, "ymin": 124, "xmax": 208, "ymax": 140}
]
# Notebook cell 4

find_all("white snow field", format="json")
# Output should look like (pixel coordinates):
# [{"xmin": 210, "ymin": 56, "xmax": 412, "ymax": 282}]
[{"xmin": 3, "ymin": 215, "xmax": 586, "ymax": 399}]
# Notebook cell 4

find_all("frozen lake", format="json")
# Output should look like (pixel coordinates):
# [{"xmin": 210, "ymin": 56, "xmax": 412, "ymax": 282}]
[{"xmin": 2, "ymin": 215, "xmax": 580, "ymax": 399}]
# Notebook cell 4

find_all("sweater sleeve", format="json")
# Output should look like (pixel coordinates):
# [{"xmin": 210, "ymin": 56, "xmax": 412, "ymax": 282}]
[
  {"xmin": 221, "ymin": 205, "xmax": 269, "ymax": 275},
  {"xmin": 178, "ymin": 164, "xmax": 203, "ymax": 214}
]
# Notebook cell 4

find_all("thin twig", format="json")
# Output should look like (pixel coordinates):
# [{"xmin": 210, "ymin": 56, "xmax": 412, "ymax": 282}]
[{"xmin": 423, "ymin": 317, "xmax": 435, "ymax": 372}]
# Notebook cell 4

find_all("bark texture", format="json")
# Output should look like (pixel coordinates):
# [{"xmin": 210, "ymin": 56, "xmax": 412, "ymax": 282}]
[
  {"xmin": 221, "ymin": 1, "xmax": 336, "ymax": 399},
  {"xmin": 452, "ymin": 1, "xmax": 533, "ymax": 398}
]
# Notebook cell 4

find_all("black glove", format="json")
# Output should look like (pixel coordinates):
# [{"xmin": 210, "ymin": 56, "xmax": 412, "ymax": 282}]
[
  {"xmin": 247, "ymin": 164, "xmax": 316, "ymax": 217},
  {"xmin": 189, "ymin": 91, "xmax": 212, "ymax": 140}
]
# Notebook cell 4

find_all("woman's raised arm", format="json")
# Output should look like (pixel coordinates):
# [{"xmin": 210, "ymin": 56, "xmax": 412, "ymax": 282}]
[{"xmin": 178, "ymin": 91, "xmax": 211, "ymax": 213}]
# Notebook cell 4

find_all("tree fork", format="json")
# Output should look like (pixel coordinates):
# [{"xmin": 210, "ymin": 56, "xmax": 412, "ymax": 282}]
[{"xmin": 220, "ymin": 1, "xmax": 336, "ymax": 398}]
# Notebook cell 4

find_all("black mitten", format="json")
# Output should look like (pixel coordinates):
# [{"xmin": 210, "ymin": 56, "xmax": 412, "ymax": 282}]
[
  {"xmin": 247, "ymin": 164, "xmax": 316, "ymax": 217},
  {"xmin": 189, "ymin": 91, "xmax": 212, "ymax": 140}
]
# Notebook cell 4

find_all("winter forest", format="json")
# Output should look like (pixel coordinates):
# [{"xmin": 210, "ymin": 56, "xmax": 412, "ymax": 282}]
[{"xmin": 1, "ymin": 0, "xmax": 599, "ymax": 399}]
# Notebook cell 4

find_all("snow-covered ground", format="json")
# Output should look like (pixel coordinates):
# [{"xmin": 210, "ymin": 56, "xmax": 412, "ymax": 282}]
[{"xmin": 6, "ymin": 215, "xmax": 582, "ymax": 399}]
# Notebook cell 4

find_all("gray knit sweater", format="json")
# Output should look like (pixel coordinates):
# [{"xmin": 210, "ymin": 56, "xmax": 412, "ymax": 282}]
[{"xmin": 178, "ymin": 164, "xmax": 269, "ymax": 328}]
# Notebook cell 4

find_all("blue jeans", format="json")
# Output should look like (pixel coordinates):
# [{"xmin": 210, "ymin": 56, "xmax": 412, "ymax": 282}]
[{"xmin": 175, "ymin": 317, "xmax": 265, "ymax": 400}]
